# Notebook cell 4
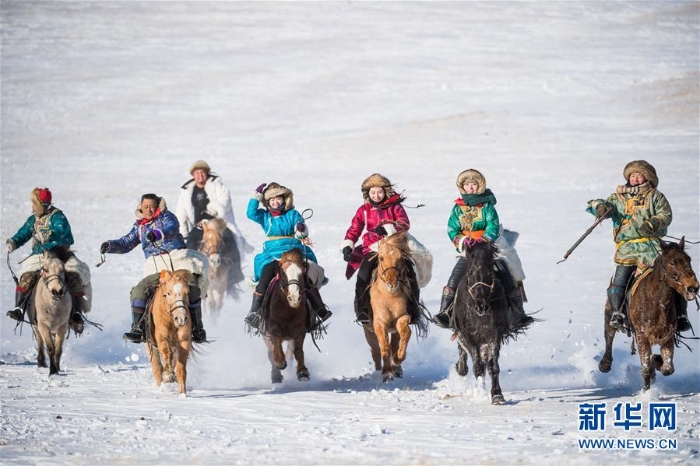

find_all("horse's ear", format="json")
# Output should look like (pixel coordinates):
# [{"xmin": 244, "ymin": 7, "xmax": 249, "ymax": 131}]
[
  {"xmin": 201, "ymin": 220, "xmax": 209, "ymax": 232},
  {"xmin": 659, "ymin": 240, "xmax": 669, "ymax": 252},
  {"xmin": 159, "ymin": 269, "xmax": 172, "ymax": 283},
  {"xmin": 679, "ymin": 236, "xmax": 685, "ymax": 251}
]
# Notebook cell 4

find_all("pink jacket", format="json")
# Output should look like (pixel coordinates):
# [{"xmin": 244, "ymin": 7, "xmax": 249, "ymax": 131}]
[{"xmin": 341, "ymin": 194, "xmax": 410, "ymax": 278}]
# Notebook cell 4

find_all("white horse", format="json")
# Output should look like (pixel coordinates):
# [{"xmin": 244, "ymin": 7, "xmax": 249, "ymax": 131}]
[{"xmin": 31, "ymin": 251, "xmax": 73, "ymax": 375}]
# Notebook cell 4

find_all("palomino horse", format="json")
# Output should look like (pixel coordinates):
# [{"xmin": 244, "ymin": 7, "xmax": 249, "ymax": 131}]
[
  {"xmin": 598, "ymin": 238, "xmax": 698, "ymax": 391},
  {"xmin": 263, "ymin": 248, "xmax": 311, "ymax": 384},
  {"xmin": 31, "ymin": 250, "xmax": 72, "ymax": 375},
  {"xmin": 452, "ymin": 240, "xmax": 519, "ymax": 405},
  {"xmin": 144, "ymin": 269, "xmax": 193, "ymax": 396},
  {"xmin": 199, "ymin": 218, "xmax": 231, "ymax": 314},
  {"xmin": 364, "ymin": 232, "xmax": 423, "ymax": 382}
]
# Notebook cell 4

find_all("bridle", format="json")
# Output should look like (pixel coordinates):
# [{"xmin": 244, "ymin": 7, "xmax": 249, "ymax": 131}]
[{"xmin": 468, "ymin": 280, "xmax": 494, "ymax": 298}]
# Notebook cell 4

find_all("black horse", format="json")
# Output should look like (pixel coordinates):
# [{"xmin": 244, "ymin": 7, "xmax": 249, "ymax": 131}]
[{"xmin": 452, "ymin": 240, "xmax": 527, "ymax": 405}]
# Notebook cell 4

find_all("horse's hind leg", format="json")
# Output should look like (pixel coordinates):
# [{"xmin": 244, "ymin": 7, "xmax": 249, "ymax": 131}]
[
  {"xmin": 599, "ymin": 301, "xmax": 616, "ymax": 373},
  {"xmin": 293, "ymin": 334, "xmax": 309, "ymax": 382},
  {"xmin": 487, "ymin": 344, "xmax": 505, "ymax": 405},
  {"xmin": 363, "ymin": 325, "xmax": 382, "ymax": 371}
]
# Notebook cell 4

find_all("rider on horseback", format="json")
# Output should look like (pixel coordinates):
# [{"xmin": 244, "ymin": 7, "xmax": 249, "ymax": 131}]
[
  {"xmin": 340, "ymin": 173, "xmax": 423, "ymax": 325},
  {"xmin": 100, "ymin": 193, "xmax": 208, "ymax": 343},
  {"xmin": 432, "ymin": 169, "xmax": 533, "ymax": 331},
  {"xmin": 176, "ymin": 160, "xmax": 252, "ymax": 290},
  {"xmin": 5, "ymin": 188, "xmax": 89, "ymax": 335},
  {"xmin": 587, "ymin": 160, "xmax": 691, "ymax": 333},
  {"xmin": 243, "ymin": 182, "xmax": 331, "ymax": 332}
]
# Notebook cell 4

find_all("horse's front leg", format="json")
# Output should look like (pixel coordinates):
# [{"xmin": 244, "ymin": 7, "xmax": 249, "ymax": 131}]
[
  {"xmin": 373, "ymin": 320, "xmax": 393, "ymax": 382},
  {"xmin": 486, "ymin": 343, "xmax": 505, "ymax": 405},
  {"xmin": 363, "ymin": 325, "xmax": 382, "ymax": 371},
  {"xmin": 156, "ymin": 335, "xmax": 175, "ymax": 384},
  {"xmin": 656, "ymin": 342, "xmax": 675, "ymax": 377},
  {"xmin": 636, "ymin": 336, "xmax": 654, "ymax": 391},
  {"xmin": 145, "ymin": 343, "xmax": 164, "ymax": 387},
  {"xmin": 389, "ymin": 332, "xmax": 404, "ymax": 378},
  {"xmin": 39, "ymin": 325, "xmax": 59, "ymax": 376},
  {"xmin": 272, "ymin": 337, "xmax": 287, "ymax": 370},
  {"xmin": 455, "ymin": 341, "xmax": 469, "ymax": 377},
  {"xmin": 51, "ymin": 323, "xmax": 69, "ymax": 374},
  {"xmin": 33, "ymin": 327, "xmax": 47, "ymax": 369},
  {"xmin": 394, "ymin": 314, "xmax": 411, "ymax": 365},
  {"xmin": 599, "ymin": 301, "xmax": 616, "ymax": 373},
  {"xmin": 293, "ymin": 333, "xmax": 309, "ymax": 381},
  {"xmin": 174, "ymin": 338, "xmax": 191, "ymax": 396}
]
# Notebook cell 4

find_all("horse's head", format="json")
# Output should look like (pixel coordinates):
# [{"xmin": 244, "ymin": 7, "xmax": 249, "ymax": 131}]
[
  {"xmin": 200, "ymin": 219, "xmax": 225, "ymax": 268},
  {"xmin": 376, "ymin": 232, "xmax": 410, "ymax": 294},
  {"xmin": 660, "ymin": 238, "xmax": 699, "ymax": 301},
  {"xmin": 278, "ymin": 248, "xmax": 306, "ymax": 308},
  {"xmin": 41, "ymin": 252, "xmax": 68, "ymax": 301},
  {"xmin": 159, "ymin": 269, "xmax": 192, "ymax": 328},
  {"xmin": 464, "ymin": 239, "xmax": 495, "ymax": 312}
]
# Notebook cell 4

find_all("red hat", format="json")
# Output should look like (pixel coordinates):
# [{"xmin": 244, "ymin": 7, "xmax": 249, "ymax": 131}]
[{"xmin": 38, "ymin": 188, "xmax": 52, "ymax": 204}]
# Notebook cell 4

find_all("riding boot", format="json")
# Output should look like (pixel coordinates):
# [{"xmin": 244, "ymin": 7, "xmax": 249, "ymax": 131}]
[
  {"xmin": 307, "ymin": 285, "xmax": 332, "ymax": 325},
  {"xmin": 244, "ymin": 292, "xmax": 264, "ymax": 330},
  {"xmin": 607, "ymin": 286, "xmax": 626, "ymax": 330},
  {"xmin": 123, "ymin": 307, "xmax": 146, "ymax": 343},
  {"xmin": 508, "ymin": 285, "xmax": 534, "ymax": 330},
  {"xmin": 65, "ymin": 272, "xmax": 85, "ymax": 335},
  {"xmin": 516, "ymin": 280, "xmax": 528, "ymax": 303},
  {"xmin": 406, "ymin": 260, "xmax": 422, "ymax": 323},
  {"xmin": 188, "ymin": 299, "xmax": 207, "ymax": 343},
  {"xmin": 674, "ymin": 292, "xmax": 692, "ymax": 333},
  {"xmin": 6, "ymin": 289, "xmax": 30, "ymax": 322},
  {"xmin": 433, "ymin": 287, "xmax": 455, "ymax": 328},
  {"xmin": 354, "ymin": 276, "xmax": 371, "ymax": 324}
]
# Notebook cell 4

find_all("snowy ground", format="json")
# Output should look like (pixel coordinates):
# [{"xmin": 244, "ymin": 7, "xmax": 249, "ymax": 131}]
[{"xmin": 1, "ymin": 1, "xmax": 699, "ymax": 464}]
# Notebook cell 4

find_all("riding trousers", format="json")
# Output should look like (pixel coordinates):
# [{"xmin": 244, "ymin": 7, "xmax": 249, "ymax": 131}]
[
  {"xmin": 130, "ymin": 273, "xmax": 201, "ymax": 309},
  {"xmin": 607, "ymin": 265, "xmax": 636, "ymax": 312}
]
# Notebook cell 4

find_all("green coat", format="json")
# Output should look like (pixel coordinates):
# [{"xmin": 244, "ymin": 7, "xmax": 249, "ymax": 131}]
[
  {"xmin": 588, "ymin": 187, "xmax": 672, "ymax": 269},
  {"xmin": 447, "ymin": 199, "xmax": 500, "ymax": 251},
  {"xmin": 10, "ymin": 207, "xmax": 74, "ymax": 254}
]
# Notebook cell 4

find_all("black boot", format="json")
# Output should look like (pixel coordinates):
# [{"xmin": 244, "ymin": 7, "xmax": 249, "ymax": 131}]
[
  {"xmin": 508, "ymin": 285, "xmax": 534, "ymax": 330},
  {"xmin": 607, "ymin": 286, "xmax": 626, "ymax": 330},
  {"xmin": 675, "ymin": 292, "xmax": 691, "ymax": 333},
  {"xmin": 433, "ymin": 286, "xmax": 454, "ymax": 329},
  {"xmin": 6, "ymin": 289, "xmax": 29, "ymax": 322},
  {"xmin": 123, "ymin": 307, "xmax": 146, "ymax": 343},
  {"xmin": 354, "ymin": 290, "xmax": 371, "ymax": 324},
  {"xmin": 190, "ymin": 300, "xmax": 207, "ymax": 343},
  {"xmin": 307, "ymin": 285, "xmax": 332, "ymax": 330},
  {"xmin": 244, "ymin": 292, "xmax": 264, "ymax": 330},
  {"xmin": 69, "ymin": 293, "xmax": 85, "ymax": 335},
  {"xmin": 406, "ymin": 260, "xmax": 422, "ymax": 323}
]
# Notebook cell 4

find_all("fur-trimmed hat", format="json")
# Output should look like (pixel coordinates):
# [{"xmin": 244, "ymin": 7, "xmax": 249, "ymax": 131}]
[
  {"xmin": 263, "ymin": 182, "xmax": 294, "ymax": 211},
  {"xmin": 623, "ymin": 160, "xmax": 658, "ymax": 188},
  {"xmin": 135, "ymin": 194, "xmax": 167, "ymax": 219},
  {"xmin": 456, "ymin": 169, "xmax": 486, "ymax": 194},
  {"xmin": 31, "ymin": 187, "xmax": 52, "ymax": 217},
  {"xmin": 189, "ymin": 160, "xmax": 211, "ymax": 176},
  {"xmin": 361, "ymin": 173, "xmax": 395, "ymax": 202}
]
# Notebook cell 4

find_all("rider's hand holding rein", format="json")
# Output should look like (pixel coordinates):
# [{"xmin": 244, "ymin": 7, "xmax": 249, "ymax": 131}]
[{"xmin": 6, "ymin": 239, "xmax": 16, "ymax": 254}]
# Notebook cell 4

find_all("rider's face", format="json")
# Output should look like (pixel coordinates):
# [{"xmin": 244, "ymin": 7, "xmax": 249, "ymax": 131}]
[
  {"xmin": 268, "ymin": 196, "xmax": 284, "ymax": 210},
  {"xmin": 629, "ymin": 173, "xmax": 646, "ymax": 186},
  {"xmin": 463, "ymin": 181, "xmax": 479, "ymax": 194},
  {"xmin": 369, "ymin": 187, "xmax": 385, "ymax": 203},
  {"xmin": 140, "ymin": 199, "xmax": 158, "ymax": 219},
  {"xmin": 193, "ymin": 169, "xmax": 208, "ymax": 187}
]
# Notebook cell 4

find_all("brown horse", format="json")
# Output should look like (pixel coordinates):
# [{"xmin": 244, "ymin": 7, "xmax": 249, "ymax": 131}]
[
  {"xmin": 263, "ymin": 248, "xmax": 311, "ymax": 384},
  {"xmin": 31, "ymin": 251, "xmax": 72, "ymax": 375},
  {"xmin": 199, "ymin": 218, "xmax": 230, "ymax": 315},
  {"xmin": 598, "ymin": 238, "xmax": 698, "ymax": 391},
  {"xmin": 364, "ymin": 232, "xmax": 418, "ymax": 382},
  {"xmin": 144, "ymin": 269, "xmax": 193, "ymax": 396}
]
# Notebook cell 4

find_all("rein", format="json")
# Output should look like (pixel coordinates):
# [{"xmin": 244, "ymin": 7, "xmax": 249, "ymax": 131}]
[
  {"xmin": 6, "ymin": 252, "xmax": 19, "ymax": 285},
  {"xmin": 167, "ymin": 299, "xmax": 188, "ymax": 318},
  {"xmin": 468, "ymin": 280, "xmax": 494, "ymax": 298}
]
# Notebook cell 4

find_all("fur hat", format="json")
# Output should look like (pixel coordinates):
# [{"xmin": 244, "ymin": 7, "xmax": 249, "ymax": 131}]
[
  {"xmin": 189, "ymin": 160, "xmax": 211, "ymax": 176},
  {"xmin": 262, "ymin": 182, "xmax": 294, "ymax": 210},
  {"xmin": 456, "ymin": 169, "xmax": 486, "ymax": 194},
  {"xmin": 623, "ymin": 160, "xmax": 658, "ymax": 188},
  {"xmin": 31, "ymin": 187, "xmax": 52, "ymax": 217},
  {"xmin": 361, "ymin": 173, "xmax": 395, "ymax": 201}
]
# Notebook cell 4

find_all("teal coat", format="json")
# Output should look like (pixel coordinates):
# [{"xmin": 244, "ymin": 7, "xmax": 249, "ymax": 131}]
[
  {"xmin": 10, "ymin": 207, "xmax": 74, "ymax": 254},
  {"xmin": 447, "ymin": 198, "xmax": 500, "ymax": 251}
]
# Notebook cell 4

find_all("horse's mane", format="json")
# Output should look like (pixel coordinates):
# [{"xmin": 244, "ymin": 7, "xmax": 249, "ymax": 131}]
[
  {"xmin": 46, "ymin": 246, "xmax": 72, "ymax": 263},
  {"xmin": 204, "ymin": 217, "xmax": 227, "ymax": 234},
  {"xmin": 381, "ymin": 231, "xmax": 411, "ymax": 257},
  {"xmin": 281, "ymin": 247, "xmax": 304, "ymax": 264}
]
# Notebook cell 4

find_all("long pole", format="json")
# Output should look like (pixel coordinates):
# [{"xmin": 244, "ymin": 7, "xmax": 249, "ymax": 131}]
[{"xmin": 557, "ymin": 206, "xmax": 612, "ymax": 264}]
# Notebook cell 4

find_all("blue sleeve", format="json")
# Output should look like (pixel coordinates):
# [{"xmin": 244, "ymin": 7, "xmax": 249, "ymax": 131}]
[
  {"xmin": 247, "ymin": 198, "xmax": 267, "ymax": 228},
  {"xmin": 106, "ymin": 224, "xmax": 141, "ymax": 254},
  {"xmin": 158, "ymin": 211, "xmax": 181, "ymax": 241}
]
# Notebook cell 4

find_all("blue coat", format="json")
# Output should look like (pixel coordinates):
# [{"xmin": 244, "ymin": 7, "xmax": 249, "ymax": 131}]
[
  {"xmin": 247, "ymin": 198, "xmax": 317, "ymax": 281},
  {"xmin": 106, "ymin": 208, "xmax": 186, "ymax": 258},
  {"xmin": 10, "ymin": 207, "xmax": 74, "ymax": 254}
]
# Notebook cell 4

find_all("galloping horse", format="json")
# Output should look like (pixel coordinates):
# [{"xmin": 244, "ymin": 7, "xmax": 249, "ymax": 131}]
[
  {"xmin": 31, "ymin": 250, "xmax": 72, "ymax": 375},
  {"xmin": 144, "ymin": 269, "xmax": 193, "ymax": 396},
  {"xmin": 364, "ymin": 232, "xmax": 424, "ymax": 382},
  {"xmin": 598, "ymin": 238, "xmax": 698, "ymax": 391},
  {"xmin": 452, "ymin": 240, "xmax": 517, "ymax": 405},
  {"xmin": 199, "ymin": 218, "xmax": 231, "ymax": 315},
  {"xmin": 263, "ymin": 248, "xmax": 311, "ymax": 384}
]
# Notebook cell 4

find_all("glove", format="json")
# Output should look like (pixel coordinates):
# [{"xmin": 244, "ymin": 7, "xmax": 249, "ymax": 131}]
[
  {"xmin": 205, "ymin": 205, "xmax": 218, "ymax": 217},
  {"xmin": 6, "ymin": 239, "xmax": 16, "ymax": 253},
  {"xmin": 595, "ymin": 203, "xmax": 610, "ymax": 218},
  {"xmin": 145, "ymin": 230, "xmax": 162, "ymax": 243},
  {"xmin": 342, "ymin": 246, "xmax": 353, "ymax": 262},
  {"xmin": 295, "ymin": 222, "xmax": 306, "ymax": 233},
  {"xmin": 373, "ymin": 226, "xmax": 388, "ymax": 236},
  {"xmin": 255, "ymin": 183, "xmax": 267, "ymax": 194},
  {"xmin": 100, "ymin": 242, "xmax": 110, "ymax": 254},
  {"xmin": 640, "ymin": 218, "xmax": 660, "ymax": 236}
]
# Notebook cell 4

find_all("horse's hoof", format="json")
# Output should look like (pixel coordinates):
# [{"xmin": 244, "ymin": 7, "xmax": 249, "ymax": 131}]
[
  {"xmin": 455, "ymin": 359, "xmax": 468, "ymax": 377},
  {"xmin": 162, "ymin": 372, "xmax": 175, "ymax": 384},
  {"xmin": 271, "ymin": 374, "xmax": 283, "ymax": 384},
  {"xmin": 392, "ymin": 366, "xmax": 403, "ymax": 378},
  {"xmin": 382, "ymin": 372, "xmax": 394, "ymax": 383},
  {"xmin": 598, "ymin": 359, "xmax": 612, "ymax": 373},
  {"xmin": 651, "ymin": 354, "xmax": 663, "ymax": 370},
  {"xmin": 297, "ymin": 370, "xmax": 310, "ymax": 382},
  {"xmin": 275, "ymin": 361, "xmax": 287, "ymax": 371},
  {"xmin": 37, "ymin": 361, "xmax": 48, "ymax": 369},
  {"xmin": 491, "ymin": 394, "xmax": 506, "ymax": 405}
]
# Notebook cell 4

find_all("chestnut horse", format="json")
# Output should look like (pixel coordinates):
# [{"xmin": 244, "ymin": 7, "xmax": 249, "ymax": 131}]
[
  {"xmin": 263, "ymin": 248, "xmax": 311, "ymax": 384},
  {"xmin": 31, "ymin": 250, "xmax": 72, "ymax": 375},
  {"xmin": 144, "ymin": 269, "xmax": 193, "ymax": 396},
  {"xmin": 598, "ymin": 238, "xmax": 698, "ymax": 391},
  {"xmin": 199, "ymin": 218, "xmax": 230, "ymax": 315},
  {"xmin": 364, "ymin": 232, "xmax": 426, "ymax": 382}
]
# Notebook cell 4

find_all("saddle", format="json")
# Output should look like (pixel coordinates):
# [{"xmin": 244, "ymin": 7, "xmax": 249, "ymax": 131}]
[{"xmin": 259, "ymin": 275, "xmax": 323, "ymax": 334}]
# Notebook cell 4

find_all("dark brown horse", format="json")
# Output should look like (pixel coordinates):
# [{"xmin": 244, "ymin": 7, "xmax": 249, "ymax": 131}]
[
  {"xmin": 263, "ymin": 248, "xmax": 311, "ymax": 384},
  {"xmin": 599, "ymin": 238, "xmax": 698, "ymax": 391},
  {"xmin": 452, "ymin": 240, "xmax": 521, "ymax": 405}
]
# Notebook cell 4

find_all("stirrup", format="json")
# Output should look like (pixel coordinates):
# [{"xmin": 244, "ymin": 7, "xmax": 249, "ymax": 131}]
[
  {"xmin": 6, "ymin": 308, "xmax": 24, "ymax": 322},
  {"xmin": 192, "ymin": 329, "xmax": 207, "ymax": 343},
  {"xmin": 123, "ymin": 331, "xmax": 143, "ymax": 343},
  {"xmin": 355, "ymin": 312, "xmax": 370, "ymax": 325},
  {"xmin": 244, "ymin": 312, "xmax": 262, "ymax": 329},
  {"xmin": 609, "ymin": 312, "xmax": 624, "ymax": 330},
  {"xmin": 70, "ymin": 313, "xmax": 85, "ymax": 335},
  {"xmin": 433, "ymin": 311, "xmax": 451, "ymax": 329},
  {"xmin": 677, "ymin": 316, "xmax": 691, "ymax": 333}
]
